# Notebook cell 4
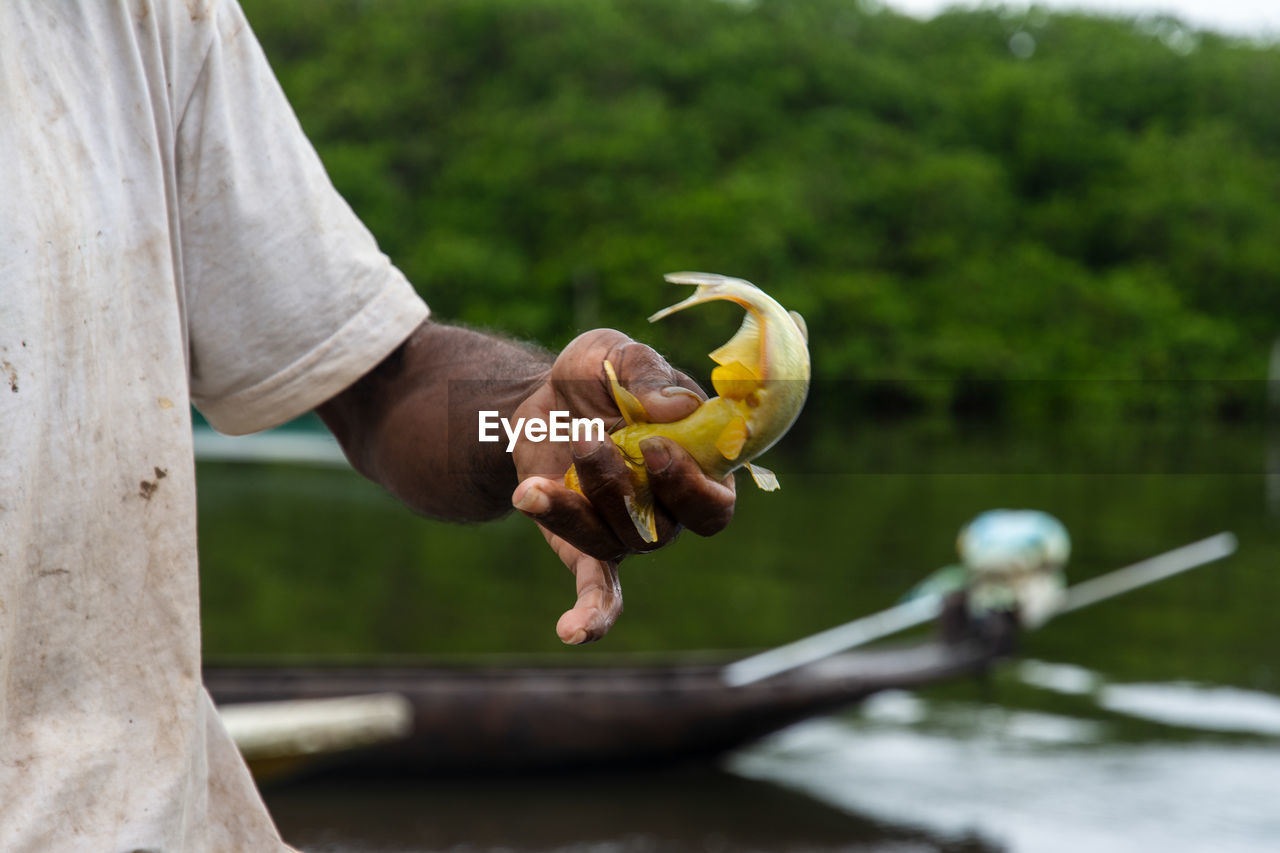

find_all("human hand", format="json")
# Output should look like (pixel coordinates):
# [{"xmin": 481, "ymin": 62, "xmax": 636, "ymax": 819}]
[{"xmin": 509, "ymin": 330, "xmax": 736, "ymax": 644}]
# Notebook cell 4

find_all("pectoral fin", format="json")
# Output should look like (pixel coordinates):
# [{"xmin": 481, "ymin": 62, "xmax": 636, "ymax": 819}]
[
  {"xmin": 624, "ymin": 494, "xmax": 659, "ymax": 543},
  {"xmin": 709, "ymin": 312, "xmax": 764, "ymax": 375},
  {"xmin": 710, "ymin": 361, "xmax": 758, "ymax": 400},
  {"xmin": 714, "ymin": 415, "xmax": 750, "ymax": 461},
  {"xmin": 747, "ymin": 462, "xmax": 780, "ymax": 491},
  {"xmin": 603, "ymin": 360, "xmax": 649, "ymax": 425}
]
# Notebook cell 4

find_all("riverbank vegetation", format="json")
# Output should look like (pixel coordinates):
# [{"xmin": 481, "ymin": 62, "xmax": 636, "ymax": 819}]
[{"xmin": 240, "ymin": 0, "xmax": 1280, "ymax": 421}]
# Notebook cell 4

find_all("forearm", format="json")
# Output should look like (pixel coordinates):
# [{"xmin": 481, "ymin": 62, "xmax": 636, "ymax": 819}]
[{"xmin": 317, "ymin": 320, "xmax": 553, "ymax": 521}]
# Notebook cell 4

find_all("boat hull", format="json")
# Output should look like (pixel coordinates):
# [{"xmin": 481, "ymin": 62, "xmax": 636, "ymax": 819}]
[{"xmin": 206, "ymin": 639, "xmax": 1004, "ymax": 775}]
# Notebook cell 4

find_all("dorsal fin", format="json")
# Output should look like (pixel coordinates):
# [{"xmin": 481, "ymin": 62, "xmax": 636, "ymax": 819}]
[{"xmin": 789, "ymin": 310, "xmax": 808, "ymax": 343}]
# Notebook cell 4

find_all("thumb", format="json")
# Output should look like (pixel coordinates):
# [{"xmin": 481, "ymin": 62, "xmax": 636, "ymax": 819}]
[{"xmin": 608, "ymin": 342, "xmax": 705, "ymax": 424}]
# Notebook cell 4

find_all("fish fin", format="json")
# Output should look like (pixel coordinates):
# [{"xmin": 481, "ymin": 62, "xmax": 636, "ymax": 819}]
[
  {"xmin": 714, "ymin": 415, "xmax": 750, "ymax": 461},
  {"xmin": 662, "ymin": 271, "xmax": 757, "ymax": 289},
  {"xmin": 650, "ymin": 271, "xmax": 804, "ymax": 385},
  {"xmin": 789, "ymin": 310, "xmax": 808, "ymax": 343},
  {"xmin": 747, "ymin": 462, "xmax": 780, "ymax": 491},
  {"xmin": 709, "ymin": 311, "xmax": 764, "ymax": 375},
  {"xmin": 711, "ymin": 361, "xmax": 758, "ymax": 400},
  {"xmin": 648, "ymin": 273, "xmax": 758, "ymax": 324},
  {"xmin": 624, "ymin": 494, "xmax": 659, "ymax": 544},
  {"xmin": 603, "ymin": 359, "xmax": 649, "ymax": 426}
]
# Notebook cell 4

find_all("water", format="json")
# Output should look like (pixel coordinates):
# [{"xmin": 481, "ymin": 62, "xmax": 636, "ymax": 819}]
[
  {"xmin": 199, "ymin": 417, "xmax": 1280, "ymax": 851},
  {"xmin": 264, "ymin": 768, "xmax": 994, "ymax": 852},
  {"xmin": 258, "ymin": 660, "xmax": 1280, "ymax": 852},
  {"xmin": 732, "ymin": 668, "xmax": 1280, "ymax": 853}
]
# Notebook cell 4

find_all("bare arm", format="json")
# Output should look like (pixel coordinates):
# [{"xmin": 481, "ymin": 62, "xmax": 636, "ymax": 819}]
[{"xmin": 317, "ymin": 321, "xmax": 547, "ymax": 522}]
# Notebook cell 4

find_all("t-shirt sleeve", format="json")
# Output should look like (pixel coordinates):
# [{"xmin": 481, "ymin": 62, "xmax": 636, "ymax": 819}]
[{"xmin": 176, "ymin": 0, "xmax": 428, "ymax": 436}]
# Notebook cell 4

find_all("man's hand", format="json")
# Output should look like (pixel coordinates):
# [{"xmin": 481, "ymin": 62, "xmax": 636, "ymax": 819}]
[
  {"xmin": 317, "ymin": 322, "xmax": 735, "ymax": 647},
  {"xmin": 508, "ymin": 330, "xmax": 736, "ymax": 644}
]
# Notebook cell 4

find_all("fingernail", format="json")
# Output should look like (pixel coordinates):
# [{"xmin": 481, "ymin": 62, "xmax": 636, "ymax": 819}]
[
  {"xmin": 640, "ymin": 437, "xmax": 671, "ymax": 473},
  {"xmin": 566, "ymin": 628, "xmax": 588, "ymax": 645},
  {"xmin": 660, "ymin": 385, "xmax": 702, "ymax": 401},
  {"xmin": 513, "ymin": 485, "xmax": 550, "ymax": 514}
]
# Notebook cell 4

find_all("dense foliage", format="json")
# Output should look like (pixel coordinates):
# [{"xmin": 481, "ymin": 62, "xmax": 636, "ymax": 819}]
[{"xmin": 240, "ymin": 0, "xmax": 1280, "ymax": 419}]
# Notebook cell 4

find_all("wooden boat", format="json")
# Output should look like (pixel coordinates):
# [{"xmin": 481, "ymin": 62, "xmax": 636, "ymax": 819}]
[
  {"xmin": 208, "ymin": 533, "xmax": 1236, "ymax": 779},
  {"xmin": 206, "ymin": 627, "xmax": 1009, "ymax": 776}
]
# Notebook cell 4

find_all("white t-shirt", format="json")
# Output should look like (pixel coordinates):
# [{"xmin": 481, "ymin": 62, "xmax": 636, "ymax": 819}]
[{"xmin": 0, "ymin": 1, "xmax": 428, "ymax": 849}]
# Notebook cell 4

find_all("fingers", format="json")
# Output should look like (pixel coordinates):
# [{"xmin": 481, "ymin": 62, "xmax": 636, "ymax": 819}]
[
  {"xmin": 537, "ymin": 527, "xmax": 623, "ymax": 645},
  {"xmin": 513, "ymin": 436, "xmax": 678, "ymax": 557},
  {"xmin": 514, "ymin": 481, "xmax": 626, "ymax": 643},
  {"xmin": 513, "ymin": 475, "xmax": 627, "ymax": 562},
  {"xmin": 514, "ymin": 330, "xmax": 734, "ymax": 649},
  {"xmin": 642, "ymin": 437, "xmax": 735, "ymax": 537},
  {"xmin": 552, "ymin": 331, "xmax": 705, "ymax": 425},
  {"xmin": 570, "ymin": 437, "xmax": 677, "ymax": 552}
]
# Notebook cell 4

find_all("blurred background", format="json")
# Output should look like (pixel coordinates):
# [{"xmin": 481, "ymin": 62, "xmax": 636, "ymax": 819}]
[{"xmin": 202, "ymin": 1, "xmax": 1279, "ymax": 850}]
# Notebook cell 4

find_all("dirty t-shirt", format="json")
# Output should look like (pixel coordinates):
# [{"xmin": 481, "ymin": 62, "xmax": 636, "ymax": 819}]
[{"xmin": 0, "ymin": 1, "xmax": 428, "ymax": 849}]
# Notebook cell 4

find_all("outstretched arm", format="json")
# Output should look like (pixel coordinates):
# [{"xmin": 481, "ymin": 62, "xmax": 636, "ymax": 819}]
[
  {"xmin": 316, "ymin": 320, "xmax": 735, "ymax": 643},
  {"xmin": 316, "ymin": 321, "xmax": 548, "ymax": 521}
]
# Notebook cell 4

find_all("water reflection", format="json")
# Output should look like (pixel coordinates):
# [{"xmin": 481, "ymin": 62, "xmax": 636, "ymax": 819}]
[
  {"xmin": 732, "ymin": 669, "xmax": 1280, "ymax": 853},
  {"xmin": 264, "ymin": 767, "xmax": 999, "ymax": 853},
  {"xmin": 263, "ymin": 665, "xmax": 1280, "ymax": 853},
  {"xmin": 201, "ymin": 418, "xmax": 1280, "ymax": 851}
]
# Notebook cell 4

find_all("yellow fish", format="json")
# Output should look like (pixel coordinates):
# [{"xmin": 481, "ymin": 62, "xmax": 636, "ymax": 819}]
[{"xmin": 566, "ymin": 271, "xmax": 811, "ymax": 542}]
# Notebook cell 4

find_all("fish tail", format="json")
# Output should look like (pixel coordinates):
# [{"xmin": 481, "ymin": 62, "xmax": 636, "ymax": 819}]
[{"xmin": 647, "ymin": 272, "xmax": 759, "ymax": 323}]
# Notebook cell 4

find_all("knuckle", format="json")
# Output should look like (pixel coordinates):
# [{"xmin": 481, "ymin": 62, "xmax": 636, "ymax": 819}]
[
  {"xmin": 574, "ymin": 439, "xmax": 624, "ymax": 476},
  {"xmin": 691, "ymin": 505, "xmax": 734, "ymax": 537},
  {"xmin": 540, "ymin": 515, "xmax": 628, "ymax": 564},
  {"xmin": 614, "ymin": 341, "xmax": 670, "ymax": 381}
]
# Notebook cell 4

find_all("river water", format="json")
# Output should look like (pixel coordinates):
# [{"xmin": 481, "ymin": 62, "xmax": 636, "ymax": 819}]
[
  {"xmin": 199, "ymin": 414, "xmax": 1280, "ymax": 851},
  {"xmin": 258, "ymin": 658, "xmax": 1280, "ymax": 852}
]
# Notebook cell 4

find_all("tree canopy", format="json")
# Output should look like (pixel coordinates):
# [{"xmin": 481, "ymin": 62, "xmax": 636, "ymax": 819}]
[{"xmin": 240, "ymin": 0, "xmax": 1280, "ymax": 419}]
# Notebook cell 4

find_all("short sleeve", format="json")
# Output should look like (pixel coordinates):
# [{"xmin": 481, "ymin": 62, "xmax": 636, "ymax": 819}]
[{"xmin": 176, "ymin": 0, "xmax": 428, "ymax": 435}]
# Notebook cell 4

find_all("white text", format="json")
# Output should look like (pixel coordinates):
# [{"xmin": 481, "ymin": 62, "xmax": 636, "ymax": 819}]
[{"xmin": 478, "ymin": 410, "xmax": 607, "ymax": 452}]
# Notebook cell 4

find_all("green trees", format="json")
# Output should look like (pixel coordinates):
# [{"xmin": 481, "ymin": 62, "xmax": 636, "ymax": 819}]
[{"xmin": 241, "ymin": 0, "xmax": 1280, "ymax": 419}]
